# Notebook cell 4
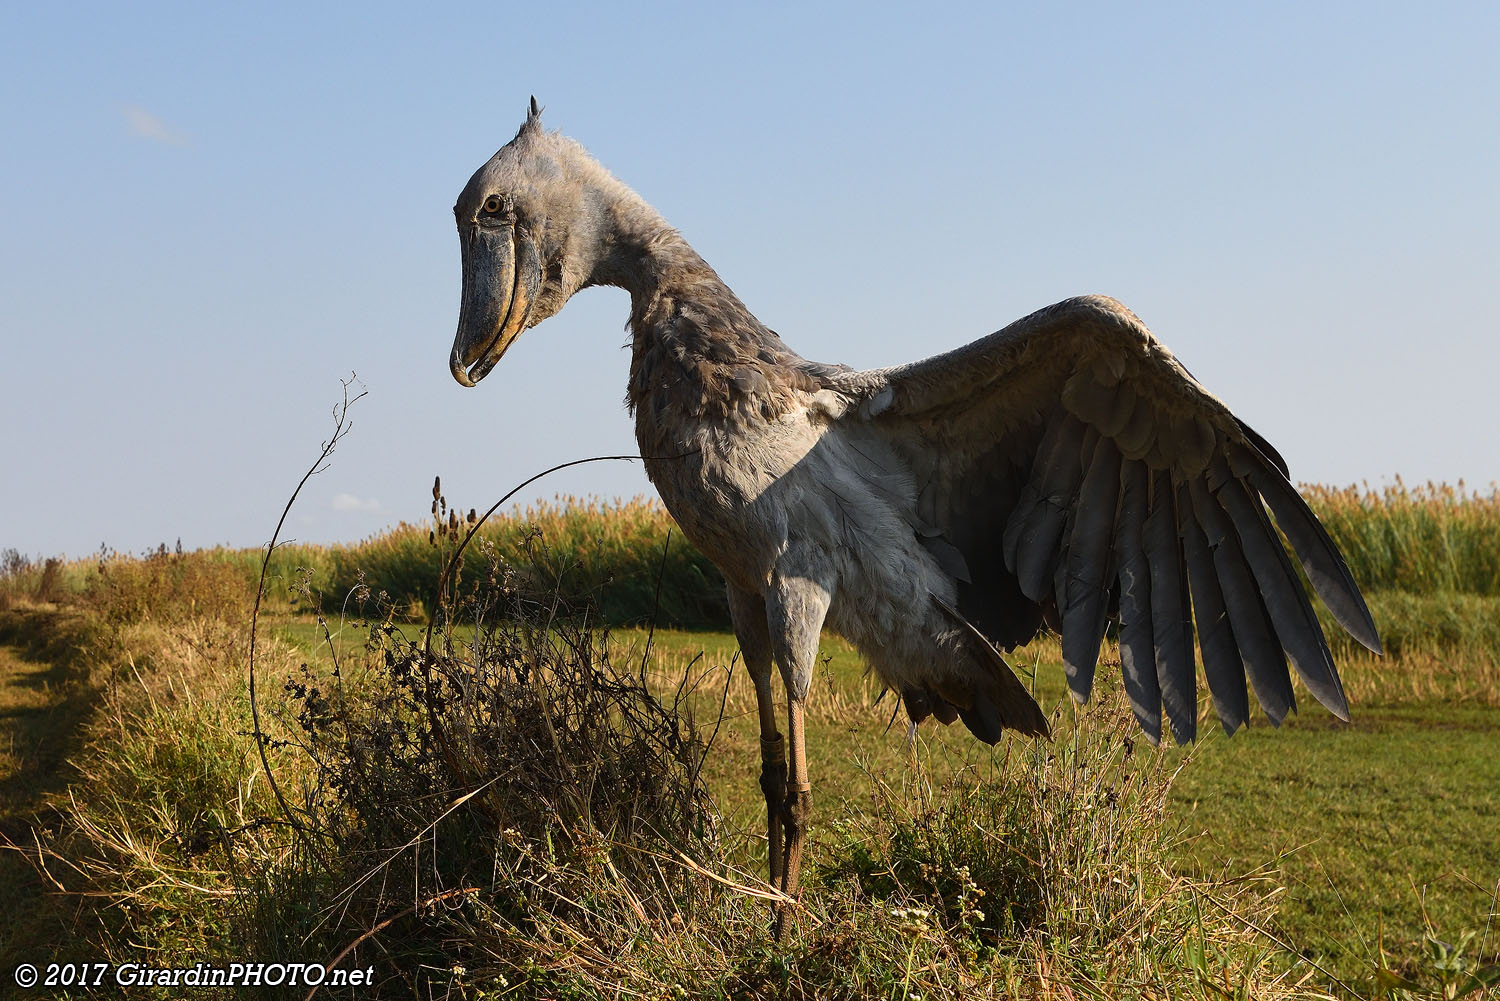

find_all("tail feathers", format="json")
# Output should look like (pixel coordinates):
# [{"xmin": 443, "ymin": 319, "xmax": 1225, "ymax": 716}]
[
  {"xmin": 930, "ymin": 594, "xmax": 1051, "ymax": 741},
  {"xmin": 902, "ymin": 688, "xmax": 960, "ymax": 726}
]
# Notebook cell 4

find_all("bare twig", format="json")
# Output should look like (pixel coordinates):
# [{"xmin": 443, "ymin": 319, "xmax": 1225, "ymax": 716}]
[
  {"xmin": 692, "ymin": 652, "xmax": 737, "ymax": 790},
  {"xmin": 420, "ymin": 455, "xmax": 642, "ymax": 658},
  {"xmin": 248, "ymin": 374, "xmax": 367, "ymax": 849}
]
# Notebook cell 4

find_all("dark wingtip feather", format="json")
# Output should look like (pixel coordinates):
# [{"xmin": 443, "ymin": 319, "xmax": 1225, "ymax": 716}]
[
  {"xmin": 1235, "ymin": 418, "xmax": 1290, "ymax": 479},
  {"xmin": 1061, "ymin": 436, "xmax": 1122, "ymax": 701},
  {"xmin": 1145, "ymin": 469, "xmax": 1196, "ymax": 744},
  {"xmin": 1232, "ymin": 442, "xmax": 1383, "ymax": 656},
  {"xmin": 1177, "ymin": 481, "xmax": 1250, "ymax": 736},
  {"xmin": 1188, "ymin": 475, "xmax": 1295, "ymax": 726},
  {"xmin": 1115, "ymin": 461, "xmax": 1162, "ymax": 741},
  {"xmin": 1212, "ymin": 461, "xmax": 1350, "ymax": 721}
]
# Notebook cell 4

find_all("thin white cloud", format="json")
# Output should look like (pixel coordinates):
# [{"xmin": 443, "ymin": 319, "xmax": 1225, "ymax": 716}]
[
  {"xmin": 123, "ymin": 105, "xmax": 186, "ymax": 145},
  {"xmin": 331, "ymin": 493, "xmax": 382, "ymax": 513}
]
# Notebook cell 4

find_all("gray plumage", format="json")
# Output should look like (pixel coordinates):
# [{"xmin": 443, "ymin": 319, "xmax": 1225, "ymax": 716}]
[
  {"xmin": 1188, "ymin": 476, "xmax": 1298, "ymax": 725},
  {"xmin": 1115, "ymin": 462, "xmax": 1160, "ymax": 740},
  {"xmin": 1060, "ymin": 431, "xmax": 1120, "ymax": 700},
  {"xmin": 1146, "ymin": 468, "xmax": 1196, "ymax": 743},
  {"xmin": 445, "ymin": 103, "xmax": 1381, "ymax": 922},
  {"xmin": 1177, "ymin": 481, "xmax": 1250, "ymax": 735}
]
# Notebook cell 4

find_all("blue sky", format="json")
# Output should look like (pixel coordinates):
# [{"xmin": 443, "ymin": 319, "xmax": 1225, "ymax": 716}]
[{"xmin": 3, "ymin": 2, "xmax": 1496, "ymax": 559}]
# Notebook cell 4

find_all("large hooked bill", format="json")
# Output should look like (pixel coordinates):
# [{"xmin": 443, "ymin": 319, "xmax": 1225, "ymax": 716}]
[{"xmin": 450, "ymin": 224, "xmax": 543, "ymax": 387}]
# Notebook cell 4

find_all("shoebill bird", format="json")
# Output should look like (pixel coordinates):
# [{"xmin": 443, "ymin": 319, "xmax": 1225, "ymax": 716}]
[{"xmin": 447, "ymin": 101, "xmax": 1382, "ymax": 934}]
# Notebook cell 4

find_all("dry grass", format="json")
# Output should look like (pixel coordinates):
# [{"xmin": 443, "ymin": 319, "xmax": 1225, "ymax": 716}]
[{"xmin": 0, "ymin": 606, "xmax": 310, "ymax": 975}]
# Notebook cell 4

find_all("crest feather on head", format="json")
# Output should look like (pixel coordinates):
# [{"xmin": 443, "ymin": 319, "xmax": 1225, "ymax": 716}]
[{"xmin": 515, "ymin": 96, "xmax": 544, "ymax": 140}]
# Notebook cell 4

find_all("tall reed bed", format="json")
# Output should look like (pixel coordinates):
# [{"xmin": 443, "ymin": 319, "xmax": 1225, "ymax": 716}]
[
  {"xmin": 1302, "ymin": 478, "xmax": 1500, "ymax": 595},
  {"xmin": 266, "ymin": 495, "xmax": 730, "ymax": 627},
  {"xmin": 0, "ymin": 545, "xmax": 264, "ymax": 613},
  {"xmin": 5, "ymin": 480, "xmax": 1498, "ymax": 631},
  {"xmin": 256, "ymin": 478, "xmax": 1500, "ymax": 632}
]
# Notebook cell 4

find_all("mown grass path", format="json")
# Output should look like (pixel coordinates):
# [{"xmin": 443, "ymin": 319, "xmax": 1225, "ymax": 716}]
[
  {"xmin": 0, "ymin": 613, "xmax": 101, "ymax": 823},
  {"xmin": 0, "ymin": 610, "xmax": 107, "ymax": 965},
  {"xmin": 0, "ymin": 641, "xmax": 55, "ymax": 962}
]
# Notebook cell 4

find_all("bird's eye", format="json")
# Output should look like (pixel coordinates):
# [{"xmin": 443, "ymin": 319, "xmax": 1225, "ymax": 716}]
[{"xmin": 482, "ymin": 195, "xmax": 506, "ymax": 215}]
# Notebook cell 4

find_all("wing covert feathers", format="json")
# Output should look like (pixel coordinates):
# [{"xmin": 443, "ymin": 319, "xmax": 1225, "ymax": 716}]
[{"xmin": 840, "ymin": 295, "xmax": 1378, "ymax": 744}]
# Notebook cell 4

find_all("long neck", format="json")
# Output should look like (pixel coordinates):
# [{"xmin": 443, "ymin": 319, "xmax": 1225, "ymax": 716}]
[
  {"xmin": 586, "ymin": 195, "xmax": 737, "ymax": 328},
  {"xmin": 617, "ymin": 231, "xmax": 828, "ymax": 430},
  {"xmin": 565, "ymin": 188, "xmax": 810, "ymax": 427}
]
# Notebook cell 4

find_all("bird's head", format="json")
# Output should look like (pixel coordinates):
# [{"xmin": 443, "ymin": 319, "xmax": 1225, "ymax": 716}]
[{"xmin": 449, "ymin": 98, "xmax": 618, "ymax": 387}]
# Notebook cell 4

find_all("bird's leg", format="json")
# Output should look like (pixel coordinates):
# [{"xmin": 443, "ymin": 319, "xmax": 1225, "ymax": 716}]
[
  {"xmin": 765, "ymin": 570, "xmax": 830, "ymax": 941},
  {"xmin": 758, "ymin": 696, "xmax": 787, "ymax": 889},
  {"xmin": 776, "ymin": 695, "xmax": 813, "ymax": 918},
  {"xmin": 727, "ymin": 586, "xmax": 785, "ymax": 887}
]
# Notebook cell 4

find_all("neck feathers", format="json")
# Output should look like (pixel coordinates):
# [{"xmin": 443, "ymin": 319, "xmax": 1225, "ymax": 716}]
[{"xmin": 625, "ymin": 258, "xmax": 825, "ymax": 430}]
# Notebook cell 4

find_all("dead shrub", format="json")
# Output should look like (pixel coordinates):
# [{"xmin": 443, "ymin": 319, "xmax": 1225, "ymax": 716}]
[{"xmin": 269, "ymin": 540, "xmax": 726, "ymax": 992}]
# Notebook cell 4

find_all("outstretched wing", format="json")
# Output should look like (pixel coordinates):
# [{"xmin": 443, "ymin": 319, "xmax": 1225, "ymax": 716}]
[{"xmin": 825, "ymin": 295, "xmax": 1381, "ymax": 743}]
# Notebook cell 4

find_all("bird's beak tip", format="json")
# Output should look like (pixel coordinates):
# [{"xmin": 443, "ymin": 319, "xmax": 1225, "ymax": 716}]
[{"xmin": 450, "ymin": 349, "xmax": 478, "ymax": 387}]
